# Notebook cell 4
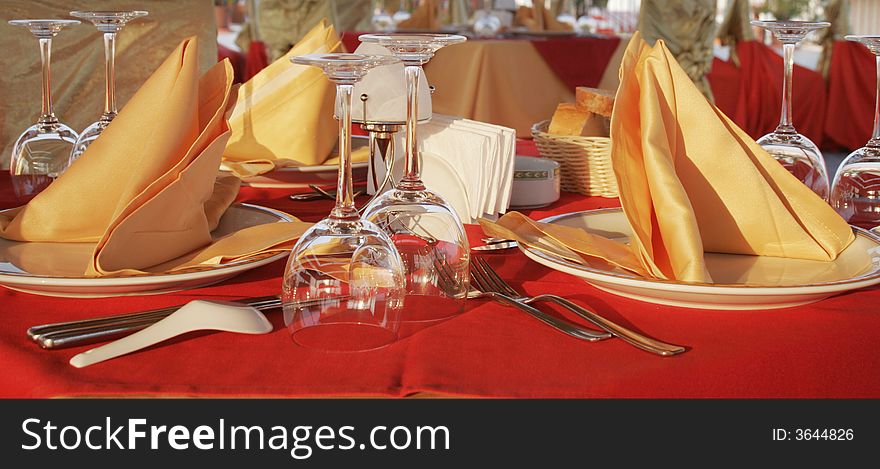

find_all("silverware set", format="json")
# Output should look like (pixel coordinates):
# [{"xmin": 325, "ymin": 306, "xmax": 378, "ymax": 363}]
[{"xmin": 29, "ymin": 245, "xmax": 685, "ymax": 357}]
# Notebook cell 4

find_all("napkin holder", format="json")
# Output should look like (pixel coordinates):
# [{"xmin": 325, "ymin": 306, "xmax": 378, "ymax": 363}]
[{"xmin": 336, "ymin": 42, "xmax": 433, "ymax": 195}]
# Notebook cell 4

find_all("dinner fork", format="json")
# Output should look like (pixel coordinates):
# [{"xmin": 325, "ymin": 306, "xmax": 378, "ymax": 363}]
[
  {"xmin": 431, "ymin": 255, "xmax": 610, "ymax": 342},
  {"xmin": 471, "ymin": 257, "xmax": 686, "ymax": 356}
]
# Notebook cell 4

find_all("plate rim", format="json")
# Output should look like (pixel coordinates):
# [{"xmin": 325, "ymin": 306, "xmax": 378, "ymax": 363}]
[
  {"xmin": 523, "ymin": 208, "xmax": 880, "ymax": 295},
  {"xmin": 0, "ymin": 203, "xmax": 292, "ymax": 287}
]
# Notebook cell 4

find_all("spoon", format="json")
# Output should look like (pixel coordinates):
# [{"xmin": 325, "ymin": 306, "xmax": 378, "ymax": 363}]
[{"xmin": 69, "ymin": 300, "xmax": 273, "ymax": 368}]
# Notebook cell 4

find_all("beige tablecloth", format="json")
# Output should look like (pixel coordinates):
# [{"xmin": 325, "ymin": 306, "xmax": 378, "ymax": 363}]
[{"xmin": 425, "ymin": 39, "xmax": 625, "ymax": 136}]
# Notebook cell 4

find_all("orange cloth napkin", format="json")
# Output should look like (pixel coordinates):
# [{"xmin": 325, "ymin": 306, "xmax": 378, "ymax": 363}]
[
  {"xmin": 0, "ymin": 37, "xmax": 310, "ymax": 276},
  {"xmin": 483, "ymin": 33, "xmax": 854, "ymax": 284},
  {"xmin": 514, "ymin": 3, "xmax": 573, "ymax": 32},
  {"xmin": 221, "ymin": 20, "xmax": 343, "ymax": 178}
]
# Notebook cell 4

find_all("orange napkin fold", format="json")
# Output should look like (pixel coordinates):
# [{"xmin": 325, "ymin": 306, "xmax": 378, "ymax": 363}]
[
  {"xmin": 221, "ymin": 20, "xmax": 342, "ymax": 177},
  {"xmin": 483, "ymin": 33, "xmax": 854, "ymax": 284},
  {"xmin": 514, "ymin": 3, "xmax": 573, "ymax": 32},
  {"xmin": 0, "ymin": 37, "xmax": 310, "ymax": 276}
]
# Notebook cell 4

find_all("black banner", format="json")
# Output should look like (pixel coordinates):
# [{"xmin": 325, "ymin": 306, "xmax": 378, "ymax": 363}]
[{"xmin": 0, "ymin": 399, "xmax": 876, "ymax": 465}]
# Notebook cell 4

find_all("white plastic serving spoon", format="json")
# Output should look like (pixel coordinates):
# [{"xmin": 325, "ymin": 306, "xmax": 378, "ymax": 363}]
[{"xmin": 69, "ymin": 300, "xmax": 273, "ymax": 368}]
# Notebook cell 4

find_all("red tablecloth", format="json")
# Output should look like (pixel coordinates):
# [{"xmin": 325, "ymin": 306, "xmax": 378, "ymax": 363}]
[
  {"xmin": 2, "ymin": 141, "xmax": 880, "ymax": 398},
  {"xmin": 526, "ymin": 36, "xmax": 622, "ymax": 89},
  {"xmin": 825, "ymin": 40, "xmax": 877, "ymax": 151},
  {"xmin": 243, "ymin": 40, "xmax": 270, "ymax": 82},
  {"xmin": 707, "ymin": 41, "xmax": 827, "ymax": 145}
]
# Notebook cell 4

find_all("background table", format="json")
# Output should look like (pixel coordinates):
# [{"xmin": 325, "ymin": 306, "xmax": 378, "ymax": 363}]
[
  {"xmin": 340, "ymin": 33, "xmax": 851, "ymax": 152},
  {"xmin": 342, "ymin": 33, "xmax": 625, "ymax": 136},
  {"xmin": 1, "ymin": 141, "xmax": 879, "ymax": 398}
]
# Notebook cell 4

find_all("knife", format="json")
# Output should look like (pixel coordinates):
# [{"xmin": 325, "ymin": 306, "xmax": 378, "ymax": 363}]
[{"xmin": 471, "ymin": 241, "xmax": 519, "ymax": 251}]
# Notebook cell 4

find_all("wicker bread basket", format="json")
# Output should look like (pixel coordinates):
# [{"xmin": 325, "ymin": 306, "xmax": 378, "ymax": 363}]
[{"xmin": 530, "ymin": 120, "xmax": 619, "ymax": 198}]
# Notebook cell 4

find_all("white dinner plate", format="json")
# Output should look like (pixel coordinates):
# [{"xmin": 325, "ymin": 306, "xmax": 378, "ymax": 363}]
[
  {"xmin": 229, "ymin": 161, "xmax": 369, "ymax": 189},
  {"xmin": 0, "ymin": 204, "xmax": 293, "ymax": 298},
  {"xmin": 223, "ymin": 136, "xmax": 370, "ymax": 189},
  {"xmin": 520, "ymin": 208, "xmax": 880, "ymax": 310}
]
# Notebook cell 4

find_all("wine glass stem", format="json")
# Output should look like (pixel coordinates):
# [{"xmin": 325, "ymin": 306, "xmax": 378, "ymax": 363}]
[
  {"xmin": 38, "ymin": 37, "xmax": 56, "ymax": 125},
  {"xmin": 103, "ymin": 32, "xmax": 118, "ymax": 121},
  {"xmin": 871, "ymin": 54, "xmax": 880, "ymax": 147},
  {"xmin": 331, "ymin": 83, "xmax": 358, "ymax": 220},
  {"xmin": 399, "ymin": 64, "xmax": 425, "ymax": 191},
  {"xmin": 776, "ymin": 42, "xmax": 796, "ymax": 134}
]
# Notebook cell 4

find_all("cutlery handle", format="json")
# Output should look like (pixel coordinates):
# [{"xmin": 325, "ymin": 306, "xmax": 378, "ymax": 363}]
[
  {"xmin": 533, "ymin": 294, "xmax": 686, "ymax": 356},
  {"xmin": 40, "ymin": 322, "xmax": 156, "ymax": 349},
  {"xmin": 28, "ymin": 295, "xmax": 281, "ymax": 342},
  {"xmin": 68, "ymin": 315, "xmax": 194, "ymax": 368},
  {"xmin": 488, "ymin": 293, "xmax": 611, "ymax": 342},
  {"xmin": 32, "ymin": 297, "xmax": 343, "ymax": 350}
]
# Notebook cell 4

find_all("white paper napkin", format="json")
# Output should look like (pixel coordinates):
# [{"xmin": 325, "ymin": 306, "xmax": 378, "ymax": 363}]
[{"xmin": 368, "ymin": 114, "xmax": 516, "ymax": 223}]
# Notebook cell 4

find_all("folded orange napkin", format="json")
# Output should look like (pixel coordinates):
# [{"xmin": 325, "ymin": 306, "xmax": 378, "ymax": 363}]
[
  {"xmin": 514, "ymin": 3, "xmax": 573, "ymax": 32},
  {"xmin": 221, "ymin": 20, "xmax": 343, "ymax": 178},
  {"xmin": 0, "ymin": 37, "xmax": 310, "ymax": 276},
  {"xmin": 483, "ymin": 33, "xmax": 854, "ymax": 283}
]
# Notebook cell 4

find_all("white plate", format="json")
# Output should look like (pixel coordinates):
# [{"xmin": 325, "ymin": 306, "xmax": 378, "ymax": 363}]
[
  {"xmin": 231, "ymin": 161, "xmax": 369, "ymax": 189},
  {"xmin": 0, "ymin": 204, "xmax": 292, "ymax": 298},
  {"xmin": 520, "ymin": 208, "xmax": 880, "ymax": 310},
  {"xmin": 226, "ymin": 136, "xmax": 370, "ymax": 189}
]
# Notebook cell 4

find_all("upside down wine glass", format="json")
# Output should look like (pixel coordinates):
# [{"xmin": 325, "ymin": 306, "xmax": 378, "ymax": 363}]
[
  {"xmin": 8, "ymin": 19, "xmax": 80, "ymax": 201},
  {"xmin": 359, "ymin": 33, "xmax": 470, "ymax": 322},
  {"xmin": 68, "ymin": 10, "xmax": 148, "ymax": 164},
  {"xmin": 282, "ymin": 53, "xmax": 406, "ymax": 352},
  {"xmin": 829, "ymin": 35, "xmax": 880, "ymax": 229},
  {"xmin": 751, "ymin": 20, "xmax": 831, "ymax": 200}
]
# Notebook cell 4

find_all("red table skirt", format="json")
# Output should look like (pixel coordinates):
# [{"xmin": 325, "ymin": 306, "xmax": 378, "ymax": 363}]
[
  {"xmin": 824, "ymin": 40, "xmax": 877, "ymax": 151},
  {"xmin": 2, "ymin": 140, "xmax": 880, "ymax": 398},
  {"xmin": 708, "ymin": 40, "xmax": 827, "ymax": 146},
  {"xmin": 344, "ymin": 35, "xmax": 843, "ymax": 151}
]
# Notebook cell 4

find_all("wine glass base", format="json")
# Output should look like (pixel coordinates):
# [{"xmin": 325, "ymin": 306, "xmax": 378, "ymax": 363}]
[{"xmin": 757, "ymin": 132, "xmax": 829, "ymax": 200}]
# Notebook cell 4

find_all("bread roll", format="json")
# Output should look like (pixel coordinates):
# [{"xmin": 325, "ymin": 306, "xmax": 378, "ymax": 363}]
[
  {"xmin": 575, "ymin": 87, "xmax": 615, "ymax": 117},
  {"xmin": 549, "ymin": 103, "xmax": 587, "ymax": 135},
  {"xmin": 548, "ymin": 103, "xmax": 608, "ymax": 137}
]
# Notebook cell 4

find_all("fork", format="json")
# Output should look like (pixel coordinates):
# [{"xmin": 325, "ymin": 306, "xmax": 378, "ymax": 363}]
[
  {"xmin": 431, "ymin": 255, "xmax": 610, "ymax": 342},
  {"xmin": 471, "ymin": 257, "xmax": 686, "ymax": 356}
]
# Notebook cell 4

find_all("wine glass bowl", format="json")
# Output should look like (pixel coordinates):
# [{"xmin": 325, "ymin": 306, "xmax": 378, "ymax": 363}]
[
  {"xmin": 829, "ymin": 35, "xmax": 880, "ymax": 228},
  {"xmin": 358, "ymin": 33, "xmax": 470, "ymax": 322},
  {"xmin": 8, "ymin": 19, "xmax": 80, "ymax": 201},
  {"xmin": 282, "ymin": 218, "xmax": 406, "ymax": 351},
  {"xmin": 282, "ymin": 53, "xmax": 407, "ymax": 351},
  {"xmin": 757, "ymin": 132, "xmax": 829, "ymax": 200},
  {"xmin": 751, "ymin": 20, "xmax": 831, "ymax": 200},
  {"xmin": 68, "ymin": 10, "xmax": 148, "ymax": 164}
]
